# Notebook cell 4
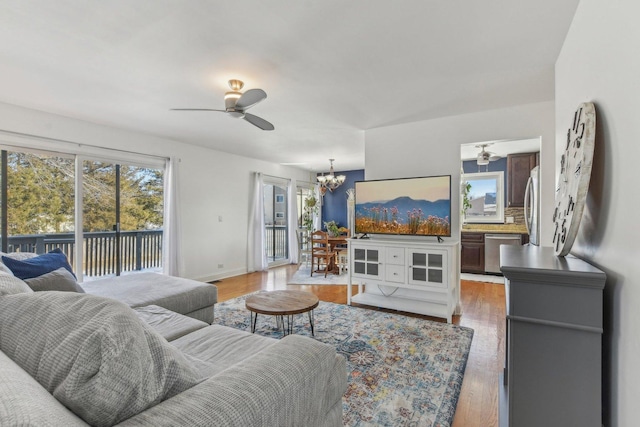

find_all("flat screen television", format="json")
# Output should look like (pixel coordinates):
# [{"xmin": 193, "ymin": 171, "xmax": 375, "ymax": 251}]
[{"xmin": 354, "ymin": 175, "xmax": 451, "ymax": 237}]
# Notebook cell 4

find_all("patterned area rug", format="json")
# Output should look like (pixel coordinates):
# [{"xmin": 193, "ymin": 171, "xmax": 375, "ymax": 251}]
[
  {"xmin": 215, "ymin": 294, "xmax": 474, "ymax": 426},
  {"xmin": 287, "ymin": 265, "xmax": 348, "ymax": 285}
]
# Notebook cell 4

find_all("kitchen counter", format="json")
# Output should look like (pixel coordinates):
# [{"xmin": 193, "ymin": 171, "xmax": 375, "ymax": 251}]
[{"xmin": 461, "ymin": 224, "xmax": 528, "ymax": 234}]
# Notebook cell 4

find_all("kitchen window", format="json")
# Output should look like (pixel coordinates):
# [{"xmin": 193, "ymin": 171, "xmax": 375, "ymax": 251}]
[{"xmin": 461, "ymin": 171, "xmax": 504, "ymax": 223}]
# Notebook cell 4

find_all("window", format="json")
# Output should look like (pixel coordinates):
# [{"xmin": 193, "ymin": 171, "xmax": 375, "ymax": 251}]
[
  {"xmin": 1, "ymin": 150, "xmax": 75, "ymax": 256},
  {"xmin": 461, "ymin": 171, "xmax": 504, "ymax": 223},
  {"xmin": 0, "ymin": 146, "xmax": 165, "ymax": 281},
  {"xmin": 296, "ymin": 185, "xmax": 317, "ymax": 230}
]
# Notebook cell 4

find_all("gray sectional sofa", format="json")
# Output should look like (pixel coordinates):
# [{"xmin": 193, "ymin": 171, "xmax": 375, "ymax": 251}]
[{"xmin": 0, "ymin": 268, "xmax": 347, "ymax": 426}]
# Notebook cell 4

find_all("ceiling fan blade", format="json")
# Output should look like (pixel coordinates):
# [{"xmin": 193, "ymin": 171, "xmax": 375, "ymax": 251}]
[
  {"xmin": 235, "ymin": 89, "xmax": 267, "ymax": 110},
  {"xmin": 170, "ymin": 108, "xmax": 226, "ymax": 112},
  {"xmin": 243, "ymin": 113, "xmax": 274, "ymax": 131}
]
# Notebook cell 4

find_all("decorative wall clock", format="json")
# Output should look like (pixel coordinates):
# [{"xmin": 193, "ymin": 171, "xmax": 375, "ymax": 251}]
[{"xmin": 553, "ymin": 102, "xmax": 596, "ymax": 256}]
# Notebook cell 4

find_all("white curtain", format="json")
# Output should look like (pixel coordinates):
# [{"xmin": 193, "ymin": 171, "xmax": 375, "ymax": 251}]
[
  {"xmin": 313, "ymin": 184, "xmax": 322, "ymax": 231},
  {"xmin": 346, "ymin": 188, "xmax": 356, "ymax": 235},
  {"xmin": 162, "ymin": 157, "xmax": 181, "ymax": 276},
  {"xmin": 248, "ymin": 172, "xmax": 268, "ymax": 272},
  {"xmin": 287, "ymin": 179, "xmax": 299, "ymax": 264}
]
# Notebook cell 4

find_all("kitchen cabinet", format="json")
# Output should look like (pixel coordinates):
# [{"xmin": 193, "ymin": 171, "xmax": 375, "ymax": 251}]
[
  {"xmin": 499, "ymin": 245, "xmax": 605, "ymax": 427},
  {"xmin": 461, "ymin": 232, "xmax": 485, "ymax": 273},
  {"xmin": 507, "ymin": 152, "xmax": 538, "ymax": 207},
  {"xmin": 348, "ymin": 238, "xmax": 460, "ymax": 322},
  {"xmin": 461, "ymin": 232, "xmax": 528, "ymax": 274}
]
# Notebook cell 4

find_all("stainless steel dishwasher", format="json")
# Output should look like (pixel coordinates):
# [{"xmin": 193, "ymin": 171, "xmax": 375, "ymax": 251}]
[{"xmin": 484, "ymin": 234, "xmax": 522, "ymax": 273}]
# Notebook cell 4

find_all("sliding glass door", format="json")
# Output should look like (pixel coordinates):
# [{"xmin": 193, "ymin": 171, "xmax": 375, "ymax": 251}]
[
  {"xmin": 0, "ymin": 146, "xmax": 164, "ymax": 281},
  {"xmin": 263, "ymin": 178, "xmax": 289, "ymax": 266},
  {"xmin": 0, "ymin": 150, "xmax": 76, "ymax": 264},
  {"xmin": 82, "ymin": 159, "xmax": 164, "ymax": 280}
]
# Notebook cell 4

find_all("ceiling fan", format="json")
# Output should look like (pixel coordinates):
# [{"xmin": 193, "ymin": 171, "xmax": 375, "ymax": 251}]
[
  {"xmin": 171, "ymin": 79, "xmax": 274, "ymax": 131},
  {"xmin": 476, "ymin": 144, "xmax": 501, "ymax": 165}
]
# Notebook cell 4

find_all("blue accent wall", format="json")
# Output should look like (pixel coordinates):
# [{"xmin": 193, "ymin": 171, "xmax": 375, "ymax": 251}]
[
  {"xmin": 462, "ymin": 158, "xmax": 507, "ymax": 205},
  {"xmin": 319, "ymin": 169, "xmax": 364, "ymax": 230}
]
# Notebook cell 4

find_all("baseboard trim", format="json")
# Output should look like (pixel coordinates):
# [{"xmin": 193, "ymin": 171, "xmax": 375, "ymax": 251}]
[{"xmin": 195, "ymin": 267, "xmax": 247, "ymax": 283}]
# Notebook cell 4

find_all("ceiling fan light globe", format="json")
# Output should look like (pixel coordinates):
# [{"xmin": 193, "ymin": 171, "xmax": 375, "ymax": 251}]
[
  {"xmin": 477, "ymin": 153, "xmax": 490, "ymax": 165},
  {"xmin": 224, "ymin": 91, "xmax": 242, "ymax": 109},
  {"xmin": 224, "ymin": 91, "xmax": 241, "ymax": 100}
]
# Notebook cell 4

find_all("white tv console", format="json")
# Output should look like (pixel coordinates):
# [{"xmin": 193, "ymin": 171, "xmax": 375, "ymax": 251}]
[{"xmin": 347, "ymin": 238, "xmax": 461, "ymax": 323}]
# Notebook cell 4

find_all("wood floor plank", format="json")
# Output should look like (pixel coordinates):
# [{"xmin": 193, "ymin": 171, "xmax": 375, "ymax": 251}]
[{"xmin": 213, "ymin": 265, "xmax": 504, "ymax": 427}]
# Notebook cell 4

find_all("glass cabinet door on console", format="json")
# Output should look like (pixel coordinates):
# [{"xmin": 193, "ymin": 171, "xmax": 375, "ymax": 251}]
[
  {"xmin": 408, "ymin": 249, "xmax": 447, "ymax": 288},
  {"xmin": 352, "ymin": 247, "xmax": 383, "ymax": 279}
]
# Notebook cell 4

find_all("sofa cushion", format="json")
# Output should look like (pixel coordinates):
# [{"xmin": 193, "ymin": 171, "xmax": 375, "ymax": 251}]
[
  {"xmin": 24, "ymin": 267, "xmax": 85, "ymax": 293},
  {"xmin": 171, "ymin": 324, "xmax": 277, "ymax": 378},
  {"xmin": 0, "ymin": 251, "xmax": 39, "ymax": 274},
  {"xmin": 0, "ymin": 292, "xmax": 201, "ymax": 427},
  {"xmin": 82, "ymin": 272, "xmax": 217, "ymax": 322},
  {"xmin": 117, "ymin": 335, "xmax": 347, "ymax": 427},
  {"xmin": 134, "ymin": 304, "xmax": 208, "ymax": 341},
  {"xmin": 0, "ymin": 351, "xmax": 87, "ymax": 426},
  {"xmin": 1, "ymin": 248, "xmax": 75, "ymax": 280},
  {"xmin": 0, "ymin": 272, "xmax": 33, "ymax": 296}
]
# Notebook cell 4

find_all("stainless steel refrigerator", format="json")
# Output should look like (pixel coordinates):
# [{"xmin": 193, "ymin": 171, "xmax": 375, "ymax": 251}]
[{"xmin": 524, "ymin": 166, "xmax": 540, "ymax": 246}]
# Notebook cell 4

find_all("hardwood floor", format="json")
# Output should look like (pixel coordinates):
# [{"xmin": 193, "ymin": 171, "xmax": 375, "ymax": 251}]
[{"xmin": 215, "ymin": 264, "xmax": 505, "ymax": 427}]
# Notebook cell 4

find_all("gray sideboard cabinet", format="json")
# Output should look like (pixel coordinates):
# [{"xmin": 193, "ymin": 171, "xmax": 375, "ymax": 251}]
[{"xmin": 499, "ymin": 245, "xmax": 605, "ymax": 427}]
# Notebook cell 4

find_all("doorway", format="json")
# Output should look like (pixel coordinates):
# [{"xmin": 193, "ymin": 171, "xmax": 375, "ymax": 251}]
[
  {"xmin": 263, "ymin": 178, "xmax": 289, "ymax": 266},
  {"xmin": 459, "ymin": 138, "xmax": 541, "ymax": 280}
]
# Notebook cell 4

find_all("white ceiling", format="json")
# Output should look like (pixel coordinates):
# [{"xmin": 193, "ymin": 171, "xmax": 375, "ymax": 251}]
[{"xmin": 0, "ymin": 1, "xmax": 579, "ymax": 173}]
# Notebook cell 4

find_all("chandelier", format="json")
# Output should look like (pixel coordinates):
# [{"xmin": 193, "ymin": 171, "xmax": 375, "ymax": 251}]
[{"xmin": 317, "ymin": 159, "xmax": 346, "ymax": 193}]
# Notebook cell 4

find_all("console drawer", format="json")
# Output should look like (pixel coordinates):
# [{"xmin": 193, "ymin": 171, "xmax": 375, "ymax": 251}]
[
  {"xmin": 386, "ymin": 247, "xmax": 405, "ymax": 265},
  {"xmin": 385, "ymin": 264, "xmax": 405, "ymax": 283}
]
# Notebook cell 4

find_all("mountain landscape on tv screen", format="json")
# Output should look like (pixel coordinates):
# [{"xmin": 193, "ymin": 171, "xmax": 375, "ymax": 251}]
[{"xmin": 355, "ymin": 196, "xmax": 451, "ymax": 236}]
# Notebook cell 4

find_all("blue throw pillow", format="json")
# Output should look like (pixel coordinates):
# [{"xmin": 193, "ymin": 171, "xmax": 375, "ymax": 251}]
[{"xmin": 2, "ymin": 249, "xmax": 76, "ymax": 280}]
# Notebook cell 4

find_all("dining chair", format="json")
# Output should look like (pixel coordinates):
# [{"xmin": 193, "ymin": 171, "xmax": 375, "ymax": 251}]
[
  {"xmin": 311, "ymin": 230, "xmax": 336, "ymax": 277},
  {"xmin": 334, "ymin": 229, "xmax": 350, "ymax": 273}
]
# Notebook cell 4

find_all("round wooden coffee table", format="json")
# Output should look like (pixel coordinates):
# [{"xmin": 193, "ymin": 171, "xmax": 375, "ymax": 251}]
[{"xmin": 245, "ymin": 290, "xmax": 319, "ymax": 336}]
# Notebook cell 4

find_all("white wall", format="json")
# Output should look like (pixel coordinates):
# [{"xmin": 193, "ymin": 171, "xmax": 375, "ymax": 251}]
[
  {"xmin": 0, "ymin": 102, "xmax": 312, "ymax": 281},
  {"xmin": 556, "ymin": 1, "xmax": 640, "ymax": 425},
  {"xmin": 364, "ymin": 101, "xmax": 555, "ymax": 244}
]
